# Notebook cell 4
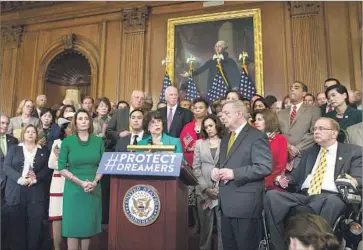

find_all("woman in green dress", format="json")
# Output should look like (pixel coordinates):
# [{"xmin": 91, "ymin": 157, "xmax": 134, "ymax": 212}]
[
  {"xmin": 138, "ymin": 111, "xmax": 183, "ymax": 152},
  {"xmin": 58, "ymin": 109, "xmax": 104, "ymax": 250}
]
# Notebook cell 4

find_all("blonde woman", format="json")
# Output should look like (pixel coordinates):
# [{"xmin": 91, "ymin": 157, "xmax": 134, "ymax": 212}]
[{"xmin": 8, "ymin": 99, "xmax": 40, "ymax": 139}]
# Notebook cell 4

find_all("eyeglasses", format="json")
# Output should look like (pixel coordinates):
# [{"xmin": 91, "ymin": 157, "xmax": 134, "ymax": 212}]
[{"xmin": 313, "ymin": 126, "xmax": 335, "ymax": 132}]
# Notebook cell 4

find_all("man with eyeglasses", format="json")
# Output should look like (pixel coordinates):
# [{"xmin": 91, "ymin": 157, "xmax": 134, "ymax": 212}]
[{"xmin": 263, "ymin": 117, "xmax": 362, "ymax": 250}]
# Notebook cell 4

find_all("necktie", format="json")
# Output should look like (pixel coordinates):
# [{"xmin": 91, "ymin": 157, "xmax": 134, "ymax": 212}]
[
  {"xmin": 132, "ymin": 135, "xmax": 139, "ymax": 145},
  {"xmin": 308, "ymin": 148, "xmax": 328, "ymax": 195},
  {"xmin": 327, "ymin": 104, "xmax": 333, "ymax": 113},
  {"xmin": 167, "ymin": 108, "xmax": 173, "ymax": 131},
  {"xmin": 227, "ymin": 132, "xmax": 236, "ymax": 154},
  {"xmin": 0, "ymin": 136, "xmax": 6, "ymax": 155},
  {"xmin": 290, "ymin": 105, "xmax": 297, "ymax": 124}
]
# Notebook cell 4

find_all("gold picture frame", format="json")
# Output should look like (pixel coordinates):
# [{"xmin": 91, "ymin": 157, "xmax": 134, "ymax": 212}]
[{"xmin": 167, "ymin": 8, "xmax": 264, "ymax": 96}]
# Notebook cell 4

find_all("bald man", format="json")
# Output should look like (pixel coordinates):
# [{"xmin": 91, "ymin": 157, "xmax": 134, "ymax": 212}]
[
  {"xmin": 31, "ymin": 94, "xmax": 47, "ymax": 118},
  {"xmin": 180, "ymin": 41, "xmax": 240, "ymax": 102},
  {"xmin": 106, "ymin": 90, "xmax": 145, "ymax": 148},
  {"xmin": 158, "ymin": 86, "xmax": 192, "ymax": 137}
]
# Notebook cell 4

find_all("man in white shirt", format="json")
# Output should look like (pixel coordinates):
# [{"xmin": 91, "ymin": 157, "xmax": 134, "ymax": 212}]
[
  {"xmin": 115, "ymin": 109, "xmax": 146, "ymax": 152},
  {"xmin": 264, "ymin": 117, "xmax": 362, "ymax": 250}
]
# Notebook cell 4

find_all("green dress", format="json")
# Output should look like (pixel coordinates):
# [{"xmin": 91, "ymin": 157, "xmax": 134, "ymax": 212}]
[{"xmin": 58, "ymin": 134, "xmax": 105, "ymax": 237}]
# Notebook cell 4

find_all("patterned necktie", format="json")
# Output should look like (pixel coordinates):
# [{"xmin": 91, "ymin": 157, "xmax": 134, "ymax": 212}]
[
  {"xmin": 290, "ymin": 105, "xmax": 297, "ymax": 124},
  {"xmin": 0, "ymin": 135, "xmax": 6, "ymax": 155},
  {"xmin": 132, "ymin": 135, "xmax": 139, "ymax": 145},
  {"xmin": 227, "ymin": 132, "xmax": 236, "ymax": 154},
  {"xmin": 167, "ymin": 108, "xmax": 173, "ymax": 131},
  {"xmin": 327, "ymin": 104, "xmax": 333, "ymax": 112},
  {"xmin": 308, "ymin": 148, "xmax": 328, "ymax": 195}
]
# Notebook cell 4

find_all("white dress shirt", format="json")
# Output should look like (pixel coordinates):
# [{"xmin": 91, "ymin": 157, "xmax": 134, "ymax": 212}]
[
  {"xmin": 166, "ymin": 104, "xmax": 178, "ymax": 121},
  {"xmin": 129, "ymin": 131, "xmax": 144, "ymax": 145},
  {"xmin": 232, "ymin": 122, "xmax": 247, "ymax": 138},
  {"xmin": 301, "ymin": 142, "xmax": 338, "ymax": 193},
  {"xmin": 290, "ymin": 101, "xmax": 303, "ymax": 115},
  {"xmin": 20, "ymin": 143, "xmax": 41, "ymax": 177}
]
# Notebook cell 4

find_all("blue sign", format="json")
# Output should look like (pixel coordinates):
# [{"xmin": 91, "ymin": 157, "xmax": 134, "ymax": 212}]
[{"xmin": 97, "ymin": 152, "xmax": 183, "ymax": 177}]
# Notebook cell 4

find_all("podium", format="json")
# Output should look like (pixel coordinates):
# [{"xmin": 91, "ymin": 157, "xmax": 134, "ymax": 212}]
[{"xmin": 97, "ymin": 145, "xmax": 198, "ymax": 250}]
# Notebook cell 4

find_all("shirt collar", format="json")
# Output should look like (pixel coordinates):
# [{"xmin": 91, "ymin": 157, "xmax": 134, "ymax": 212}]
[
  {"xmin": 19, "ymin": 142, "xmax": 42, "ymax": 149},
  {"xmin": 167, "ymin": 104, "xmax": 178, "ymax": 110},
  {"xmin": 321, "ymin": 141, "xmax": 338, "ymax": 154},
  {"xmin": 232, "ymin": 122, "xmax": 247, "ymax": 137},
  {"xmin": 291, "ymin": 101, "xmax": 303, "ymax": 110}
]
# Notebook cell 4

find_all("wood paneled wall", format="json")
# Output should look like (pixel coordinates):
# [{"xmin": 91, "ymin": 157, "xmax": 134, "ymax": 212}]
[{"xmin": 0, "ymin": 1, "xmax": 361, "ymax": 116}]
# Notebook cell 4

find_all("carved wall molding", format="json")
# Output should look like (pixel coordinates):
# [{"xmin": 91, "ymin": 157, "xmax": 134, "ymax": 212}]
[
  {"xmin": 289, "ymin": 1, "xmax": 320, "ymax": 17},
  {"xmin": 1, "ymin": 25, "xmax": 24, "ymax": 49},
  {"xmin": 62, "ymin": 33, "xmax": 76, "ymax": 50},
  {"xmin": 121, "ymin": 7, "xmax": 149, "ymax": 33}
]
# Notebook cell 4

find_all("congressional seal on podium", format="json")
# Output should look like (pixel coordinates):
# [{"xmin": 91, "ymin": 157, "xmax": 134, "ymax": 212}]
[{"xmin": 123, "ymin": 184, "xmax": 161, "ymax": 226}]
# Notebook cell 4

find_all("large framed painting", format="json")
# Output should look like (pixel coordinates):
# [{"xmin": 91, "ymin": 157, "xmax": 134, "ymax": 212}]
[{"xmin": 167, "ymin": 9, "xmax": 263, "ymax": 99}]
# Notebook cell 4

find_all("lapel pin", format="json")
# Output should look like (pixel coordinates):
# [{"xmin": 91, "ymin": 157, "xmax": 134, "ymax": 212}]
[
  {"xmin": 338, "ymin": 157, "xmax": 342, "ymax": 160},
  {"xmin": 41, "ymin": 153, "xmax": 44, "ymax": 156},
  {"xmin": 345, "ymin": 116, "xmax": 348, "ymax": 119}
]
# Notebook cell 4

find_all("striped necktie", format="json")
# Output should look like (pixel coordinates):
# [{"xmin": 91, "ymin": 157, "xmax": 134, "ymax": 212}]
[
  {"xmin": 308, "ymin": 148, "xmax": 328, "ymax": 195},
  {"xmin": 290, "ymin": 105, "xmax": 297, "ymax": 124},
  {"xmin": 227, "ymin": 132, "xmax": 236, "ymax": 154}
]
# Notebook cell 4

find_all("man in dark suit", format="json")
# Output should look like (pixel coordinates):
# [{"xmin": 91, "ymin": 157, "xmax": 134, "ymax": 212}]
[
  {"xmin": 115, "ymin": 109, "xmax": 148, "ymax": 152},
  {"xmin": 31, "ymin": 94, "xmax": 47, "ymax": 119},
  {"xmin": 107, "ymin": 90, "xmax": 145, "ymax": 148},
  {"xmin": 264, "ymin": 117, "xmax": 362, "ymax": 250},
  {"xmin": 320, "ymin": 78, "xmax": 340, "ymax": 115},
  {"xmin": 210, "ymin": 100, "xmax": 272, "ymax": 250},
  {"xmin": 158, "ymin": 86, "xmax": 193, "ymax": 138},
  {"xmin": 0, "ymin": 115, "xmax": 19, "ymax": 250}
]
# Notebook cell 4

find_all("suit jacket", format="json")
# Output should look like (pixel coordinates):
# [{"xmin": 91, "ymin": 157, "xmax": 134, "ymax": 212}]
[
  {"xmin": 217, "ymin": 124, "xmax": 272, "ymax": 218},
  {"xmin": 288, "ymin": 143, "xmax": 363, "ymax": 191},
  {"xmin": 3, "ymin": 144, "xmax": 50, "ymax": 205},
  {"xmin": 278, "ymin": 103, "xmax": 321, "ymax": 151},
  {"xmin": 192, "ymin": 139, "xmax": 220, "ymax": 197},
  {"xmin": 0, "ymin": 135, "xmax": 18, "ymax": 204},
  {"xmin": 31, "ymin": 108, "xmax": 41, "ymax": 119},
  {"xmin": 138, "ymin": 133, "xmax": 183, "ymax": 153},
  {"xmin": 8, "ymin": 116, "xmax": 40, "ymax": 139},
  {"xmin": 115, "ymin": 132, "xmax": 148, "ymax": 152},
  {"xmin": 345, "ymin": 122, "xmax": 363, "ymax": 147},
  {"xmin": 106, "ymin": 108, "xmax": 130, "ymax": 148},
  {"xmin": 324, "ymin": 106, "xmax": 362, "ymax": 142},
  {"xmin": 158, "ymin": 106, "xmax": 193, "ymax": 138}
]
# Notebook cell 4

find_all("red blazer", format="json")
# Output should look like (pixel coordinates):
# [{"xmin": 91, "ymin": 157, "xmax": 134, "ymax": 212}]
[
  {"xmin": 179, "ymin": 120, "xmax": 200, "ymax": 166},
  {"xmin": 265, "ymin": 133, "xmax": 288, "ymax": 191}
]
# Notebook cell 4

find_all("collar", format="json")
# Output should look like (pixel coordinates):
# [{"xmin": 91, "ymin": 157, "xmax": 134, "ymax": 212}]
[
  {"xmin": 19, "ymin": 142, "xmax": 42, "ymax": 149},
  {"xmin": 231, "ymin": 122, "xmax": 247, "ymax": 137},
  {"xmin": 291, "ymin": 101, "xmax": 303, "ymax": 110},
  {"xmin": 167, "ymin": 104, "xmax": 178, "ymax": 110},
  {"xmin": 0, "ymin": 134, "xmax": 6, "ymax": 139},
  {"xmin": 132, "ymin": 131, "xmax": 144, "ymax": 137},
  {"xmin": 321, "ymin": 141, "xmax": 338, "ymax": 154}
]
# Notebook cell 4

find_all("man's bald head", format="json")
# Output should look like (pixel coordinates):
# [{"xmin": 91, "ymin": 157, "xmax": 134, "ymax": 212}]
[
  {"xmin": 130, "ymin": 90, "xmax": 145, "ymax": 109},
  {"xmin": 165, "ymin": 86, "xmax": 178, "ymax": 106},
  {"xmin": 36, "ymin": 94, "xmax": 47, "ymax": 108}
]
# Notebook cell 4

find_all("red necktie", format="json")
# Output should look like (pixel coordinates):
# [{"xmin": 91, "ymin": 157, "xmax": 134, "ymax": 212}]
[
  {"xmin": 290, "ymin": 105, "xmax": 297, "ymax": 123},
  {"xmin": 327, "ymin": 104, "xmax": 333, "ymax": 112}
]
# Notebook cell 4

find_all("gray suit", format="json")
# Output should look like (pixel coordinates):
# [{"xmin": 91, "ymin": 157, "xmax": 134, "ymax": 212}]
[
  {"xmin": 345, "ymin": 122, "xmax": 363, "ymax": 147},
  {"xmin": 106, "ymin": 109, "xmax": 130, "ymax": 148},
  {"xmin": 278, "ymin": 104, "xmax": 321, "ymax": 151},
  {"xmin": 217, "ymin": 124, "xmax": 272, "ymax": 250},
  {"xmin": 7, "ymin": 116, "xmax": 40, "ymax": 139},
  {"xmin": 192, "ymin": 139, "xmax": 222, "ymax": 250}
]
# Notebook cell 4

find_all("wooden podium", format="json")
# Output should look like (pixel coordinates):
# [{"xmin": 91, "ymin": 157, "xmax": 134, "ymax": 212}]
[{"xmin": 107, "ymin": 145, "xmax": 198, "ymax": 250}]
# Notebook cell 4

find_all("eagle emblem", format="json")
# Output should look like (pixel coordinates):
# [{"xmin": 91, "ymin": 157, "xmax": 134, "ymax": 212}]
[{"xmin": 123, "ymin": 184, "xmax": 161, "ymax": 226}]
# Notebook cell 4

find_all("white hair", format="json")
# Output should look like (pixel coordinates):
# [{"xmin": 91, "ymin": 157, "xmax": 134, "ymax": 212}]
[
  {"xmin": 224, "ymin": 100, "xmax": 249, "ymax": 120},
  {"xmin": 165, "ymin": 86, "xmax": 178, "ymax": 96},
  {"xmin": 215, "ymin": 40, "xmax": 228, "ymax": 50}
]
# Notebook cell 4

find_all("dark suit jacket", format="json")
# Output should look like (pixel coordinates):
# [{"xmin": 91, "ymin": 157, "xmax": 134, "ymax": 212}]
[
  {"xmin": 288, "ymin": 143, "xmax": 362, "ymax": 191},
  {"xmin": 115, "ymin": 132, "xmax": 148, "ymax": 152},
  {"xmin": 106, "ymin": 108, "xmax": 130, "ymax": 148},
  {"xmin": 217, "ymin": 124, "xmax": 272, "ymax": 218},
  {"xmin": 0, "ymin": 135, "xmax": 18, "ymax": 204},
  {"xmin": 323, "ymin": 106, "xmax": 362, "ymax": 142},
  {"xmin": 158, "ymin": 106, "xmax": 193, "ymax": 138},
  {"xmin": 3, "ymin": 145, "xmax": 50, "ymax": 205},
  {"xmin": 31, "ymin": 108, "xmax": 40, "ymax": 119}
]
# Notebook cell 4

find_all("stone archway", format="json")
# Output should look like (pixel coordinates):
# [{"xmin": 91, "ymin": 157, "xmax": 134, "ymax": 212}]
[{"xmin": 36, "ymin": 33, "xmax": 99, "ymax": 104}]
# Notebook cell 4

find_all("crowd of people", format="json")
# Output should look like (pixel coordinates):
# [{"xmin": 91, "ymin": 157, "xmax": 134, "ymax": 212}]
[{"xmin": 0, "ymin": 77, "xmax": 362, "ymax": 250}]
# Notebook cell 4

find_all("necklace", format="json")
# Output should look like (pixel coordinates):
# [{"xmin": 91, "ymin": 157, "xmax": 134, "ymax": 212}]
[{"xmin": 208, "ymin": 138, "xmax": 220, "ymax": 148}]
